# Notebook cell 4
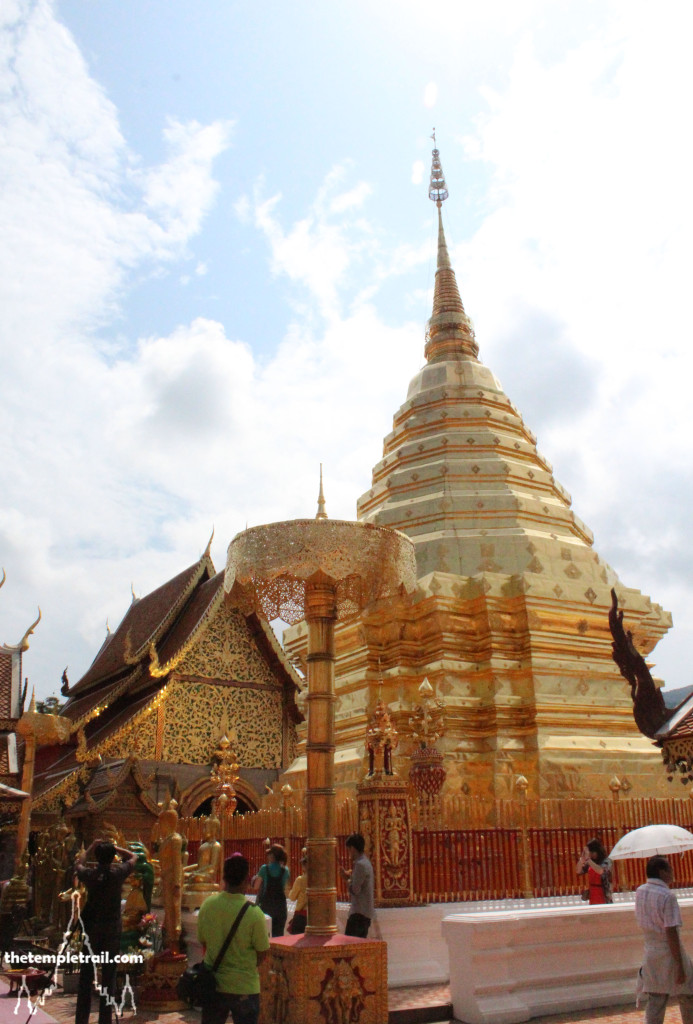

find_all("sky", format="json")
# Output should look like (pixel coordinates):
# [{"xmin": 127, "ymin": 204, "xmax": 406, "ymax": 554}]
[{"xmin": 1, "ymin": 0, "xmax": 692, "ymax": 701}]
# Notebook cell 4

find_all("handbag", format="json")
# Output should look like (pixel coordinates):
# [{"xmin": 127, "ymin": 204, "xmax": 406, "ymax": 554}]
[
  {"xmin": 580, "ymin": 889, "xmax": 589, "ymax": 901},
  {"xmin": 177, "ymin": 901, "xmax": 251, "ymax": 1007}
]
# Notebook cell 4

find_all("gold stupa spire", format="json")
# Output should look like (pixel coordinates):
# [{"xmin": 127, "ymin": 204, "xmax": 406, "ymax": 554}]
[
  {"xmin": 316, "ymin": 463, "xmax": 328, "ymax": 520},
  {"xmin": 425, "ymin": 133, "xmax": 478, "ymax": 363}
]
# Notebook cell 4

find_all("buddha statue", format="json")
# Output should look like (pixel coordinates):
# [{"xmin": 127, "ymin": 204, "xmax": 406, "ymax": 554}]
[
  {"xmin": 157, "ymin": 803, "xmax": 183, "ymax": 952},
  {"xmin": 182, "ymin": 812, "xmax": 222, "ymax": 910},
  {"xmin": 121, "ymin": 872, "xmax": 147, "ymax": 937}
]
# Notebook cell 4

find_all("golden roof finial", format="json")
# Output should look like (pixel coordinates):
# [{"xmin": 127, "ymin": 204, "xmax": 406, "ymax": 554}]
[
  {"xmin": 316, "ymin": 463, "xmax": 328, "ymax": 520},
  {"xmin": 131, "ymin": 583, "xmax": 139, "ymax": 604},
  {"xmin": 429, "ymin": 131, "xmax": 449, "ymax": 208},
  {"xmin": 0, "ymin": 568, "xmax": 6, "ymax": 591},
  {"xmin": 204, "ymin": 526, "xmax": 215, "ymax": 558},
  {"xmin": 29, "ymin": 687, "xmax": 36, "ymax": 713}
]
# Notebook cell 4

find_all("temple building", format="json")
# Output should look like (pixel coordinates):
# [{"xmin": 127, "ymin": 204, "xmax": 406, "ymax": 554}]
[
  {"xmin": 0, "ymin": 571, "xmax": 35, "ymax": 876},
  {"xmin": 284, "ymin": 145, "xmax": 673, "ymax": 801},
  {"xmin": 30, "ymin": 541, "xmax": 303, "ymax": 837}
]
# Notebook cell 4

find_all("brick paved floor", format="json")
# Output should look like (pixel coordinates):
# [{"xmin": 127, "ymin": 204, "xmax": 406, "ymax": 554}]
[
  {"xmin": 0, "ymin": 978, "xmax": 655, "ymax": 1024},
  {"xmin": 4, "ymin": 973, "xmax": 691, "ymax": 1024}
]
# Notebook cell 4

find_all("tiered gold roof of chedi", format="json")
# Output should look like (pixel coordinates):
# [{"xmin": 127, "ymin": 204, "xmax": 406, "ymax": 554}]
[
  {"xmin": 284, "ymin": 144, "xmax": 675, "ymax": 802},
  {"xmin": 358, "ymin": 148, "xmax": 596, "ymax": 584}
]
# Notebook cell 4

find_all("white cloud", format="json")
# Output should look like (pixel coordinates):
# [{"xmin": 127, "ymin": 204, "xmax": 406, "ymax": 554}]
[
  {"xmin": 140, "ymin": 118, "xmax": 233, "ymax": 244},
  {"xmin": 0, "ymin": 9, "xmax": 421, "ymax": 695},
  {"xmin": 411, "ymin": 160, "xmax": 425, "ymax": 185},
  {"xmin": 246, "ymin": 166, "xmax": 378, "ymax": 321},
  {"xmin": 0, "ymin": 1, "xmax": 235, "ymax": 691},
  {"xmin": 423, "ymin": 81, "xmax": 438, "ymax": 108}
]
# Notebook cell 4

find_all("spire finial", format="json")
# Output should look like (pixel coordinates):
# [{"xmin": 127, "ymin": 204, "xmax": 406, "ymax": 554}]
[
  {"xmin": 424, "ymin": 134, "xmax": 479, "ymax": 363},
  {"xmin": 316, "ymin": 463, "xmax": 328, "ymax": 520},
  {"xmin": 429, "ymin": 133, "xmax": 448, "ymax": 208}
]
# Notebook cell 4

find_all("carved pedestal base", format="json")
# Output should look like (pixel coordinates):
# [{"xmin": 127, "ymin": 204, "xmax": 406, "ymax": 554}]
[
  {"xmin": 136, "ymin": 951, "xmax": 187, "ymax": 1012},
  {"xmin": 261, "ymin": 934, "xmax": 387, "ymax": 1024},
  {"xmin": 357, "ymin": 775, "xmax": 414, "ymax": 906}
]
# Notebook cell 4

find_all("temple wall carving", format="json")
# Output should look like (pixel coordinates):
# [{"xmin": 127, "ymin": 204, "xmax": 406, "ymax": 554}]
[
  {"xmin": 178, "ymin": 606, "xmax": 276, "ymax": 685},
  {"xmin": 161, "ymin": 680, "xmax": 285, "ymax": 768},
  {"xmin": 95, "ymin": 680, "xmax": 288, "ymax": 769}
]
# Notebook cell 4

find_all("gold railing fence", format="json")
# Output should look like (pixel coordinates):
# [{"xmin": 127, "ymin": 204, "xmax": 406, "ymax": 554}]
[{"xmin": 180, "ymin": 792, "xmax": 693, "ymax": 901}]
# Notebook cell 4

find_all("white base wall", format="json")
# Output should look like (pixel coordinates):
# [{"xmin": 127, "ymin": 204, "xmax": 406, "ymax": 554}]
[
  {"xmin": 443, "ymin": 898, "xmax": 693, "ymax": 1024},
  {"xmin": 338, "ymin": 895, "xmax": 629, "ymax": 989}
]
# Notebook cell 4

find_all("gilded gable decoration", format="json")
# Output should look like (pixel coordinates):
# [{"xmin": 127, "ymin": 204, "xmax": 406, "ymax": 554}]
[
  {"xmin": 160, "ymin": 681, "xmax": 283, "ymax": 768},
  {"xmin": 178, "ymin": 605, "xmax": 277, "ymax": 685}
]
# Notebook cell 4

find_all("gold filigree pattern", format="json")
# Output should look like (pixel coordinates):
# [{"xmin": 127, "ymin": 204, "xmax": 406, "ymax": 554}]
[
  {"xmin": 178, "ymin": 606, "xmax": 277, "ymax": 686},
  {"xmin": 160, "ymin": 681, "xmax": 283, "ymax": 768},
  {"xmin": 80, "ymin": 692, "xmax": 162, "ymax": 762},
  {"xmin": 32, "ymin": 765, "xmax": 91, "ymax": 814},
  {"xmin": 225, "ymin": 519, "xmax": 418, "ymax": 625}
]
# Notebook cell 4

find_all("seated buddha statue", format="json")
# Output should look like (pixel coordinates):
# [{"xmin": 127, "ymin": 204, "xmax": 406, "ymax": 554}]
[{"xmin": 182, "ymin": 813, "xmax": 222, "ymax": 909}]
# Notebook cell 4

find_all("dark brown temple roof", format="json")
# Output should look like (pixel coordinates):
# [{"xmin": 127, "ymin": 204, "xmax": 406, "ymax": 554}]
[
  {"xmin": 70, "ymin": 556, "xmax": 213, "ymax": 695},
  {"xmin": 156, "ymin": 572, "xmax": 224, "ymax": 669},
  {"xmin": 33, "ymin": 547, "xmax": 304, "ymax": 812},
  {"xmin": 33, "ymin": 688, "xmax": 156, "ymax": 801}
]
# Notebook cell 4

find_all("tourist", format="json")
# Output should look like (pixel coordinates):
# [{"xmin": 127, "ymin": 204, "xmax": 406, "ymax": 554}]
[
  {"xmin": 197, "ymin": 853, "xmax": 269, "ymax": 1024},
  {"xmin": 576, "ymin": 838, "xmax": 613, "ymax": 904},
  {"xmin": 252, "ymin": 843, "xmax": 289, "ymax": 937},
  {"xmin": 288, "ymin": 856, "xmax": 308, "ymax": 934},
  {"xmin": 635, "ymin": 855, "xmax": 693, "ymax": 1024},
  {"xmin": 340, "ymin": 832, "xmax": 374, "ymax": 938},
  {"xmin": 73, "ymin": 839, "xmax": 137, "ymax": 1024}
]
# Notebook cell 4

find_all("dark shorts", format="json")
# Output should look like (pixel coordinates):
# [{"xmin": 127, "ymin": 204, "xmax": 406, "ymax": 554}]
[
  {"xmin": 345, "ymin": 912, "xmax": 371, "ymax": 938},
  {"xmin": 201, "ymin": 992, "xmax": 260, "ymax": 1024}
]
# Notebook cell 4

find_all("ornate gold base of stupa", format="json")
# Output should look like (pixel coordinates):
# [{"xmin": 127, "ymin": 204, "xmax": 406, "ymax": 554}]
[{"xmin": 261, "ymin": 934, "xmax": 387, "ymax": 1024}]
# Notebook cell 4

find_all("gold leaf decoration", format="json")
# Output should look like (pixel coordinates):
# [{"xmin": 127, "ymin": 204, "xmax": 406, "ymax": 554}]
[
  {"xmin": 160, "ymin": 681, "xmax": 284, "ymax": 768},
  {"xmin": 178, "ymin": 606, "xmax": 277, "ymax": 686}
]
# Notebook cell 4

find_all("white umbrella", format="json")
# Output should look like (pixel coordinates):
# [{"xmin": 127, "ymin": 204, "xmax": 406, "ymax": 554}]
[{"xmin": 610, "ymin": 824, "xmax": 693, "ymax": 860}]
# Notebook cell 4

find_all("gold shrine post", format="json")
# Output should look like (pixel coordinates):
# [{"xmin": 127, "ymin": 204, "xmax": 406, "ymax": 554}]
[
  {"xmin": 304, "ymin": 573, "xmax": 338, "ymax": 932},
  {"xmin": 224, "ymin": 519, "xmax": 417, "ymax": 937}
]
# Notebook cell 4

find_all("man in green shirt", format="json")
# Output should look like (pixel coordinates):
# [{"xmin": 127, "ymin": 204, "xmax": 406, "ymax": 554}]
[{"xmin": 197, "ymin": 853, "xmax": 270, "ymax": 1024}]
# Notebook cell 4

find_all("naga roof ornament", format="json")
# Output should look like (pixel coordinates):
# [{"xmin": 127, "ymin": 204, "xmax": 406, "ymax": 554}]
[{"xmin": 15, "ymin": 608, "xmax": 41, "ymax": 653}]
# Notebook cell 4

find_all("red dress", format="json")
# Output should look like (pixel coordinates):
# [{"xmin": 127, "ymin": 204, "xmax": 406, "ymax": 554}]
[{"xmin": 587, "ymin": 864, "xmax": 606, "ymax": 904}]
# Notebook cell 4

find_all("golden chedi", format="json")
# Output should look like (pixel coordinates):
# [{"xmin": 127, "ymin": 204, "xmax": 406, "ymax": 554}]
[{"xmin": 285, "ymin": 141, "xmax": 672, "ymax": 802}]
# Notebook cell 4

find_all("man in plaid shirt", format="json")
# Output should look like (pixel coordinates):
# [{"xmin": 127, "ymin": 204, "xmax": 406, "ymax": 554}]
[{"xmin": 635, "ymin": 855, "xmax": 693, "ymax": 1024}]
